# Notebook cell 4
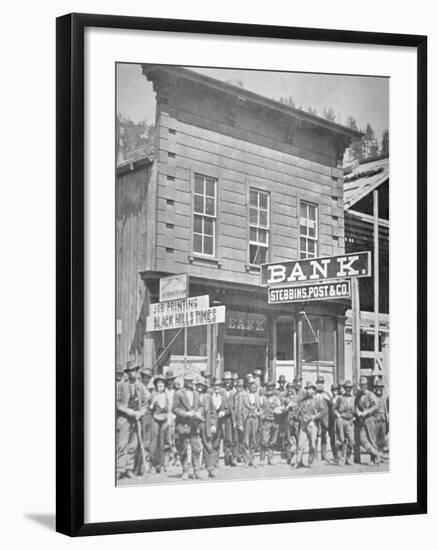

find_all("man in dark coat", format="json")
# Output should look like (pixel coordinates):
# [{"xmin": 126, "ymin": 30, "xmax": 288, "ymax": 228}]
[
  {"xmin": 116, "ymin": 361, "xmax": 148, "ymax": 480},
  {"xmin": 172, "ymin": 373, "xmax": 203, "ymax": 480}
]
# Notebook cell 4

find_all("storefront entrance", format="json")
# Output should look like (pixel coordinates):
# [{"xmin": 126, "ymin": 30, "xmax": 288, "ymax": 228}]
[{"xmin": 224, "ymin": 343, "xmax": 267, "ymax": 380}]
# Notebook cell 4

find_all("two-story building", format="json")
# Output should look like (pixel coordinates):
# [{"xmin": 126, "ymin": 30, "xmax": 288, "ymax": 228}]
[{"xmin": 116, "ymin": 65, "xmax": 362, "ymax": 385}]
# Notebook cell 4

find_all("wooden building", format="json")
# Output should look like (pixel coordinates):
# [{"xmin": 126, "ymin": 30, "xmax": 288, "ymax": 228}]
[
  {"xmin": 116, "ymin": 65, "xmax": 362, "ymax": 384},
  {"xmin": 343, "ymin": 156, "xmax": 389, "ymax": 385}
]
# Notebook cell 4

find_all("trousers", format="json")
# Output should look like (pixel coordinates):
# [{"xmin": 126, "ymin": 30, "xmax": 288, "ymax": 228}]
[
  {"xmin": 149, "ymin": 418, "xmax": 169, "ymax": 470},
  {"xmin": 175, "ymin": 431, "xmax": 201, "ymax": 474},
  {"xmin": 243, "ymin": 416, "xmax": 259, "ymax": 464},
  {"xmin": 116, "ymin": 416, "xmax": 138, "ymax": 476},
  {"xmin": 298, "ymin": 421, "xmax": 317, "ymax": 464},
  {"xmin": 260, "ymin": 419, "xmax": 279, "ymax": 461}
]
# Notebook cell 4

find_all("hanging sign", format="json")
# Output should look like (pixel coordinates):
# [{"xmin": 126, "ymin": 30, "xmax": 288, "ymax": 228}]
[
  {"xmin": 268, "ymin": 280, "xmax": 351, "ymax": 304},
  {"xmin": 260, "ymin": 251, "xmax": 371, "ymax": 286},
  {"xmin": 159, "ymin": 273, "xmax": 188, "ymax": 302},
  {"xmin": 146, "ymin": 305, "xmax": 225, "ymax": 332},
  {"xmin": 149, "ymin": 295, "xmax": 209, "ymax": 316}
]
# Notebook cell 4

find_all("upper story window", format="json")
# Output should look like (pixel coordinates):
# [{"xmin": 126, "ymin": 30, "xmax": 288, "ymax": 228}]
[
  {"xmin": 300, "ymin": 201, "xmax": 318, "ymax": 259},
  {"xmin": 193, "ymin": 174, "xmax": 217, "ymax": 256},
  {"xmin": 249, "ymin": 188, "xmax": 270, "ymax": 265}
]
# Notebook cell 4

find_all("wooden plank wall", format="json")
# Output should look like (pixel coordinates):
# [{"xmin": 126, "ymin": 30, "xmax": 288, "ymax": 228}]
[
  {"xmin": 116, "ymin": 164, "xmax": 151, "ymax": 368},
  {"xmin": 153, "ymin": 87, "xmax": 346, "ymax": 287}
]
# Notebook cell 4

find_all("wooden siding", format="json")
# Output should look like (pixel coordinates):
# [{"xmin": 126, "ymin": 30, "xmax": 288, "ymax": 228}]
[
  {"xmin": 116, "ymin": 164, "xmax": 152, "ymax": 367},
  {"xmin": 153, "ymin": 106, "xmax": 345, "ymax": 286}
]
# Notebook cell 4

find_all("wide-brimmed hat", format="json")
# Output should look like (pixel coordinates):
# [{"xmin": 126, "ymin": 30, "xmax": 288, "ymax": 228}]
[
  {"xmin": 305, "ymin": 381, "xmax": 316, "ymax": 390},
  {"xmin": 316, "ymin": 375, "xmax": 325, "ymax": 384},
  {"xmin": 343, "ymin": 380, "xmax": 353, "ymax": 388},
  {"xmin": 277, "ymin": 374, "xmax": 286, "ymax": 382},
  {"xmin": 195, "ymin": 376, "xmax": 207, "ymax": 388},
  {"xmin": 253, "ymin": 369, "xmax": 262, "ymax": 377},
  {"xmin": 212, "ymin": 377, "xmax": 223, "ymax": 386},
  {"xmin": 125, "ymin": 360, "xmax": 139, "ymax": 372},
  {"xmin": 165, "ymin": 369, "xmax": 176, "ymax": 380},
  {"xmin": 266, "ymin": 380, "xmax": 276, "ymax": 388},
  {"xmin": 140, "ymin": 366, "xmax": 153, "ymax": 377},
  {"xmin": 183, "ymin": 373, "xmax": 196, "ymax": 382},
  {"xmin": 359, "ymin": 376, "xmax": 368, "ymax": 385},
  {"xmin": 223, "ymin": 371, "xmax": 232, "ymax": 380},
  {"xmin": 153, "ymin": 374, "xmax": 166, "ymax": 386},
  {"xmin": 374, "ymin": 379, "xmax": 385, "ymax": 388}
]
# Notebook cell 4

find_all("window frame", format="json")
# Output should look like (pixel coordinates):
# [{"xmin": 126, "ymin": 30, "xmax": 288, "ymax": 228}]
[
  {"xmin": 299, "ymin": 199, "xmax": 319, "ymax": 259},
  {"xmin": 192, "ymin": 172, "xmax": 218, "ymax": 258},
  {"xmin": 248, "ymin": 187, "xmax": 270, "ymax": 267}
]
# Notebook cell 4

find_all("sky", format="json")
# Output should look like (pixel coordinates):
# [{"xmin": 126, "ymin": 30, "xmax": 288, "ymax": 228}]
[{"xmin": 117, "ymin": 63, "xmax": 389, "ymax": 142}]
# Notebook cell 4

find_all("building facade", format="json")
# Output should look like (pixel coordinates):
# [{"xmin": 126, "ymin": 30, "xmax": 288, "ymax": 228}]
[{"xmin": 116, "ymin": 65, "xmax": 362, "ymax": 385}]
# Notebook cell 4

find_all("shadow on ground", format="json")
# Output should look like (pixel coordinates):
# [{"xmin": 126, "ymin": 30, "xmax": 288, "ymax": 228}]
[{"xmin": 25, "ymin": 513, "xmax": 55, "ymax": 531}]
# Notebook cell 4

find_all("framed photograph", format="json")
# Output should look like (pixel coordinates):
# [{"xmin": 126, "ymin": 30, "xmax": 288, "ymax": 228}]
[{"xmin": 56, "ymin": 13, "xmax": 427, "ymax": 536}]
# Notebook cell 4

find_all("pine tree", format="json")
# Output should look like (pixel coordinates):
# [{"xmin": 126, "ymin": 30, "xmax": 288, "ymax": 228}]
[
  {"xmin": 345, "ymin": 116, "xmax": 364, "ymax": 161},
  {"xmin": 363, "ymin": 123, "xmax": 378, "ymax": 158},
  {"xmin": 307, "ymin": 106, "xmax": 317, "ymax": 116},
  {"xmin": 323, "ymin": 107, "xmax": 336, "ymax": 121},
  {"xmin": 381, "ymin": 129, "xmax": 389, "ymax": 157}
]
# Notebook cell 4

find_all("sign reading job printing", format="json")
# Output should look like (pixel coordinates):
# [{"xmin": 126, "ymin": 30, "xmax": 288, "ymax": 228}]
[
  {"xmin": 159, "ymin": 273, "xmax": 188, "ymax": 302},
  {"xmin": 268, "ymin": 280, "xmax": 351, "ymax": 305},
  {"xmin": 260, "ymin": 252, "xmax": 371, "ymax": 286},
  {"xmin": 146, "ymin": 295, "xmax": 225, "ymax": 332}
]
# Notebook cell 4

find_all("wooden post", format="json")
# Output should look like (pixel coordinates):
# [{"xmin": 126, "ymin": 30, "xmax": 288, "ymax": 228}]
[
  {"xmin": 373, "ymin": 189, "xmax": 380, "ymax": 377},
  {"xmin": 336, "ymin": 316, "xmax": 346, "ymax": 384},
  {"xmin": 351, "ymin": 277, "xmax": 361, "ymax": 388},
  {"xmin": 351, "ymin": 277, "xmax": 361, "ymax": 464},
  {"xmin": 296, "ymin": 313, "xmax": 303, "ymax": 379},
  {"xmin": 270, "ymin": 316, "xmax": 277, "ymax": 382}
]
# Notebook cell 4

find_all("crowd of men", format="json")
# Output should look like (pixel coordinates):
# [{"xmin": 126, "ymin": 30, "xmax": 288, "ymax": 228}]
[{"xmin": 116, "ymin": 362, "xmax": 389, "ymax": 482}]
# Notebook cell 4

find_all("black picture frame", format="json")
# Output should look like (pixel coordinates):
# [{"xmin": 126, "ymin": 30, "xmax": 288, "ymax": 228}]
[{"xmin": 56, "ymin": 12, "xmax": 427, "ymax": 537}]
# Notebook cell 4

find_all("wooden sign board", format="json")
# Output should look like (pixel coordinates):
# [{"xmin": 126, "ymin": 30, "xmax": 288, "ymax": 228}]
[
  {"xmin": 146, "ymin": 305, "xmax": 225, "ymax": 332},
  {"xmin": 268, "ymin": 279, "xmax": 351, "ymax": 304},
  {"xmin": 260, "ymin": 251, "xmax": 371, "ymax": 286},
  {"xmin": 159, "ymin": 273, "xmax": 188, "ymax": 302}
]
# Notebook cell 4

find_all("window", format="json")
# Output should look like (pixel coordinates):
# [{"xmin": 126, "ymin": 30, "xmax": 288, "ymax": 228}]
[
  {"xmin": 299, "ymin": 201, "xmax": 318, "ymax": 259},
  {"xmin": 193, "ymin": 174, "xmax": 217, "ymax": 256},
  {"xmin": 249, "ymin": 188, "xmax": 269, "ymax": 265}
]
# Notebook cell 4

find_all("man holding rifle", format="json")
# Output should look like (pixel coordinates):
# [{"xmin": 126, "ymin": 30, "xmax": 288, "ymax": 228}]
[{"xmin": 116, "ymin": 361, "xmax": 149, "ymax": 480}]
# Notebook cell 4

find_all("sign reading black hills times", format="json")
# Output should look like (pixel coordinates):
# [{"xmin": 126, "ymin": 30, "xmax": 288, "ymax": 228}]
[
  {"xmin": 268, "ymin": 280, "xmax": 351, "ymax": 304},
  {"xmin": 260, "ymin": 251, "xmax": 371, "ymax": 286}
]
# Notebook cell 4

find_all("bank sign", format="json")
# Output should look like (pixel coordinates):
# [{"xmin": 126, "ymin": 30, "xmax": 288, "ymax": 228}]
[
  {"xmin": 268, "ymin": 280, "xmax": 351, "ymax": 304},
  {"xmin": 260, "ymin": 252, "xmax": 371, "ymax": 286}
]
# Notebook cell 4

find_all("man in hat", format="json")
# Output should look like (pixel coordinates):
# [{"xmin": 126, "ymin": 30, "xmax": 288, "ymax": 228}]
[
  {"xmin": 355, "ymin": 376, "xmax": 381, "ymax": 465},
  {"xmin": 293, "ymin": 376, "xmax": 306, "ymax": 401},
  {"xmin": 333, "ymin": 380, "xmax": 356, "ymax": 465},
  {"xmin": 148, "ymin": 374, "xmax": 170, "ymax": 473},
  {"xmin": 136, "ymin": 365, "xmax": 154, "ymax": 474},
  {"xmin": 373, "ymin": 379, "xmax": 389, "ymax": 456},
  {"xmin": 296, "ymin": 381, "xmax": 323, "ymax": 467},
  {"xmin": 172, "ymin": 373, "xmax": 204, "ymax": 480},
  {"xmin": 276, "ymin": 374, "xmax": 287, "ymax": 398},
  {"xmin": 231, "ymin": 378, "xmax": 245, "ymax": 462},
  {"xmin": 116, "ymin": 364, "xmax": 125, "ymax": 383},
  {"xmin": 164, "ymin": 368, "xmax": 178, "ymax": 467},
  {"xmin": 281, "ymin": 382, "xmax": 300, "ymax": 466},
  {"xmin": 211, "ymin": 377, "xmax": 236, "ymax": 467},
  {"xmin": 116, "ymin": 361, "xmax": 149, "ymax": 480},
  {"xmin": 195, "ymin": 377, "xmax": 218, "ymax": 478},
  {"xmin": 237, "ymin": 379, "xmax": 261, "ymax": 467},
  {"xmin": 253, "ymin": 369, "xmax": 264, "ymax": 396},
  {"xmin": 314, "ymin": 375, "xmax": 333, "ymax": 463},
  {"xmin": 259, "ymin": 380, "xmax": 283, "ymax": 465},
  {"xmin": 328, "ymin": 383, "xmax": 341, "ymax": 463}
]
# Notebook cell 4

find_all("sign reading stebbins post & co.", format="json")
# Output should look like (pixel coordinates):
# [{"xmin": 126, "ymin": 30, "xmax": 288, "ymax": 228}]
[
  {"xmin": 260, "ymin": 252, "xmax": 371, "ymax": 286},
  {"xmin": 268, "ymin": 280, "xmax": 351, "ymax": 304}
]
